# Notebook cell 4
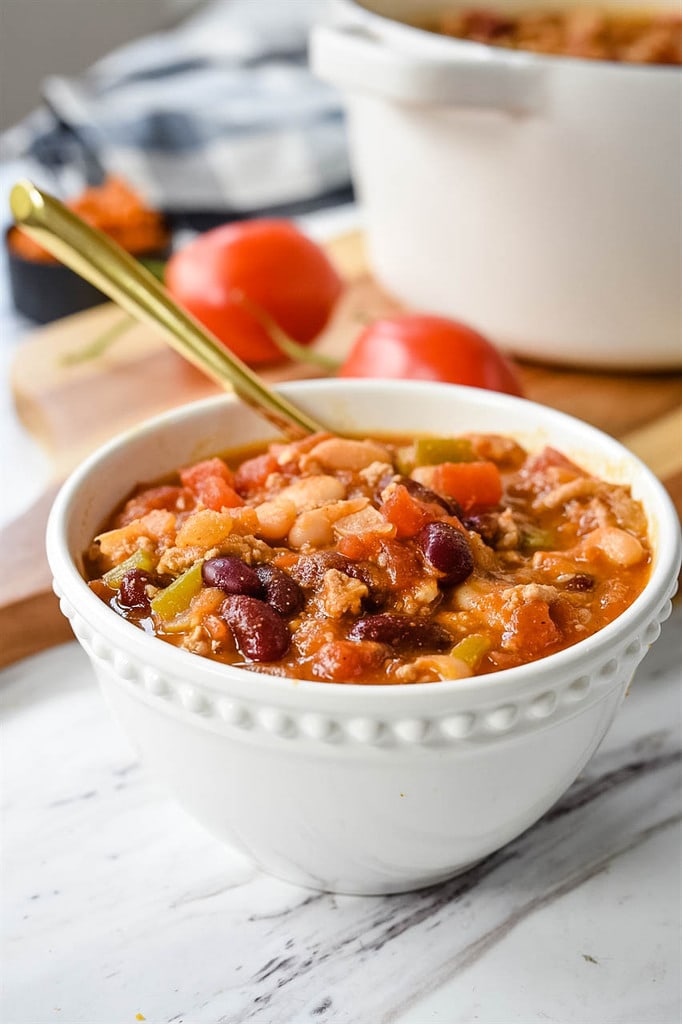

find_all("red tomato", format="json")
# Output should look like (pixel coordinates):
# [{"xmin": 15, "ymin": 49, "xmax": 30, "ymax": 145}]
[
  {"xmin": 165, "ymin": 220, "xmax": 344, "ymax": 365},
  {"xmin": 338, "ymin": 315, "xmax": 523, "ymax": 395}
]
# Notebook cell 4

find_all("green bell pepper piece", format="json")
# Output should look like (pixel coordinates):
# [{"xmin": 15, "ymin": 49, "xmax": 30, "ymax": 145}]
[
  {"xmin": 102, "ymin": 548, "xmax": 156, "ymax": 590},
  {"xmin": 151, "ymin": 560, "xmax": 203, "ymax": 620},
  {"xmin": 451, "ymin": 634, "xmax": 491, "ymax": 670},
  {"xmin": 414, "ymin": 437, "xmax": 475, "ymax": 466},
  {"xmin": 521, "ymin": 526, "xmax": 556, "ymax": 551}
]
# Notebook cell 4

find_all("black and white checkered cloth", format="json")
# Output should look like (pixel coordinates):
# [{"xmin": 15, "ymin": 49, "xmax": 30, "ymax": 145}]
[{"xmin": 0, "ymin": 0, "xmax": 351, "ymax": 224}]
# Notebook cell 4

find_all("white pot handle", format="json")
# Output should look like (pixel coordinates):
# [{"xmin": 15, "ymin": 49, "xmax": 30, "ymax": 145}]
[{"xmin": 310, "ymin": 23, "xmax": 545, "ymax": 114}]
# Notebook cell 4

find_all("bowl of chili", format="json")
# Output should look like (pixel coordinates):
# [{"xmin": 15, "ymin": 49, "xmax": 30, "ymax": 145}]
[{"xmin": 46, "ymin": 380, "xmax": 681, "ymax": 893}]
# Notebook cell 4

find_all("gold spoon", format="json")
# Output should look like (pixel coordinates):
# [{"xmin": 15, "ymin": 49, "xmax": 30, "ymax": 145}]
[{"xmin": 9, "ymin": 180, "xmax": 327, "ymax": 440}]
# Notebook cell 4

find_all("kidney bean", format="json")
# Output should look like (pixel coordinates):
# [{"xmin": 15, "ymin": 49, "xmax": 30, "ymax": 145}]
[
  {"xmin": 462, "ymin": 511, "xmax": 499, "ymax": 546},
  {"xmin": 349, "ymin": 613, "xmax": 452, "ymax": 652},
  {"xmin": 118, "ymin": 570, "xmax": 163, "ymax": 610},
  {"xmin": 202, "ymin": 556, "xmax": 263, "ymax": 596},
  {"xmin": 399, "ymin": 477, "xmax": 462, "ymax": 518},
  {"xmin": 221, "ymin": 596, "xmax": 291, "ymax": 661},
  {"xmin": 344, "ymin": 562, "xmax": 388, "ymax": 612},
  {"xmin": 418, "ymin": 522, "xmax": 474, "ymax": 586},
  {"xmin": 254, "ymin": 564, "xmax": 304, "ymax": 617},
  {"xmin": 564, "ymin": 573, "xmax": 595, "ymax": 592},
  {"xmin": 338, "ymin": 559, "xmax": 372, "ymax": 588}
]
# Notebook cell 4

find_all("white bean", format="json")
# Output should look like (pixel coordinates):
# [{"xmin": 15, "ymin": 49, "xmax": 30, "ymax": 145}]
[
  {"xmin": 277, "ymin": 475, "xmax": 346, "ymax": 512},
  {"xmin": 308, "ymin": 438, "xmax": 391, "ymax": 471},
  {"xmin": 288, "ymin": 509, "xmax": 334, "ymax": 549},
  {"xmin": 254, "ymin": 499, "xmax": 296, "ymax": 541},
  {"xmin": 584, "ymin": 527, "xmax": 645, "ymax": 567},
  {"xmin": 410, "ymin": 466, "xmax": 437, "ymax": 487}
]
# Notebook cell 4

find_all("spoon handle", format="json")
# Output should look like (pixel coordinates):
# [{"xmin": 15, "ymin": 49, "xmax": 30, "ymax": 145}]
[{"xmin": 9, "ymin": 180, "xmax": 327, "ymax": 439}]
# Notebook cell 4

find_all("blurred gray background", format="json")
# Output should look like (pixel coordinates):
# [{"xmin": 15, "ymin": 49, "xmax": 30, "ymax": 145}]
[{"xmin": 0, "ymin": 0, "xmax": 205, "ymax": 129}]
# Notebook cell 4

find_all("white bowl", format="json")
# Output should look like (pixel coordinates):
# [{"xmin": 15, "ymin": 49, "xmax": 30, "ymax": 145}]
[
  {"xmin": 311, "ymin": 0, "xmax": 682, "ymax": 369},
  {"xmin": 47, "ymin": 381, "xmax": 681, "ymax": 894}
]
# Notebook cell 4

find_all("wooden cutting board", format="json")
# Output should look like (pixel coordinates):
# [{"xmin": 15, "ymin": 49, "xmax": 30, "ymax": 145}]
[{"xmin": 2, "ymin": 230, "xmax": 681, "ymax": 667}]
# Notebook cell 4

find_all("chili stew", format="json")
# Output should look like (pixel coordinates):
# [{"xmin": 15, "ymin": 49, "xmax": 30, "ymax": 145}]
[{"xmin": 86, "ymin": 432, "xmax": 651, "ymax": 684}]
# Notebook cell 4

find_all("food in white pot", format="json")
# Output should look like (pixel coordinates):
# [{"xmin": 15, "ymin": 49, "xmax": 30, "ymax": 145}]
[{"xmin": 311, "ymin": 0, "xmax": 682, "ymax": 369}]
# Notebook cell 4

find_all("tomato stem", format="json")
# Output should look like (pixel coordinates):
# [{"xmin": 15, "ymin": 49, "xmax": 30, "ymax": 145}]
[
  {"xmin": 60, "ymin": 257, "xmax": 166, "ymax": 367},
  {"xmin": 229, "ymin": 289, "xmax": 341, "ymax": 373},
  {"xmin": 61, "ymin": 314, "xmax": 133, "ymax": 366},
  {"xmin": 139, "ymin": 257, "xmax": 167, "ymax": 282}
]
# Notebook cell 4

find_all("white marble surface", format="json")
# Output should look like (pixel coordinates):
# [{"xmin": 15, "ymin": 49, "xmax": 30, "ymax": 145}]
[{"xmin": 2, "ymin": 606, "xmax": 680, "ymax": 1024}]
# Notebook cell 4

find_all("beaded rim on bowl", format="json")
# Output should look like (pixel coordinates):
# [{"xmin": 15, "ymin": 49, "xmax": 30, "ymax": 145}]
[{"xmin": 55, "ymin": 576, "xmax": 674, "ymax": 748}]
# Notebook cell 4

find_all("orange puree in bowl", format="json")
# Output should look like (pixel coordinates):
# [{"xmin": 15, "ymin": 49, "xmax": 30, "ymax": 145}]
[{"xmin": 8, "ymin": 176, "xmax": 169, "ymax": 262}]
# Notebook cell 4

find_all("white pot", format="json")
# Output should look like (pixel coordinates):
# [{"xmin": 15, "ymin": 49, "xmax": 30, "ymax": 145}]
[
  {"xmin": 311, "ymin": 0, "xmax": 682, "ymax": 369},
  {"xmin": 46, "ymin": 381, "xmax": 681, "ymax": 894}
]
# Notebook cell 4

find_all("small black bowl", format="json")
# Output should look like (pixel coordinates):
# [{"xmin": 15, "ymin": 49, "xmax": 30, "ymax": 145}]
[{"xmin": 6, "ymin": 229, "xmax": 171, "ymax": 324}]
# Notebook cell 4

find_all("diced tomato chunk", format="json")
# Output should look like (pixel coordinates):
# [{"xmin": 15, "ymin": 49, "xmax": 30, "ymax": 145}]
[
  {"xmin": 549, "ymin": 596, "xmax": 584, "ymax": 643},
  {"xmin": 180, "ymin": 457, "xmax": 233, "ymax": 491},
  {"xmin": 118, "ymin": 485, "xmax": 188, "ymax": 525},
  {"xmin": 311, "ymin": 640, "xmax": 385, "ymax": 682},
  {"xmin": 272, "ymin": 551, "xmax": 299, "ymax": 569},
  {"xmin": 503, "ymin": 600, "xmax": 560, "ymax": 655},
  {"xmin": 378, "ymin": 539, "xmax": 422, "ymax": 588},
  {"xmin": 195, "ymin": 476, "xmax": 245, "ymax": 511},
  {"xmin": 204, "ymin": 614, "xmax": 230, "ymax": 644},
  {"xmin": 179, "ymin": 458, "xmax": 242, "ymax": 511},
  {"xmin": 380, "ymin": 484, "xmax": 437, "ymax": 538},
  {"xmin": 337, "ymin": 534, "xmax": 381, "ymax": 560},
  {"xmin": 233, "ymin": 452, "xmax": 278, "ymax": 493},
  {"xmin": 431, "ymin": 461, "xmax": 502, "ymax": 511}
]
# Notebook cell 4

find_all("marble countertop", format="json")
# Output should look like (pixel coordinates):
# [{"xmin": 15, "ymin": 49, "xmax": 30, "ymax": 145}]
[{"xmin": 2, "ymin": 605, "xmax": 680, "ymax": 1024}]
